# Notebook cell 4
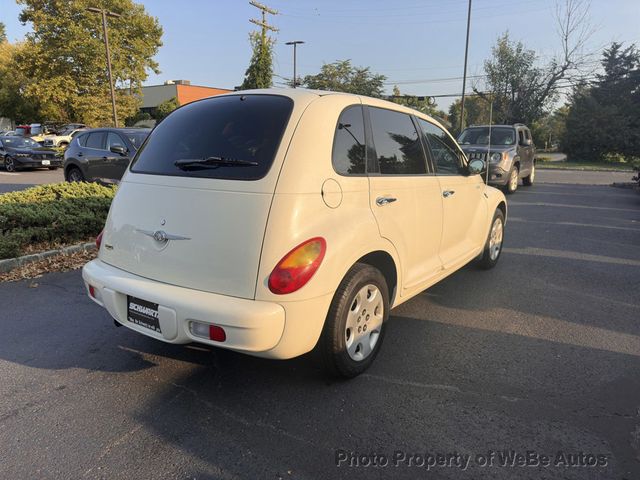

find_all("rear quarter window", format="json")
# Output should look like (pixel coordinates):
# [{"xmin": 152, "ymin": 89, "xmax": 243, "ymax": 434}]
[{"xmin": 131, "ymin": 95, "xmax": 294, "ymax": 180}]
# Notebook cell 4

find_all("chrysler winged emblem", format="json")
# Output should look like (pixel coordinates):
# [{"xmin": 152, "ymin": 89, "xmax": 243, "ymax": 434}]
[{"xmin": 136, "ymin": 229, "xmax": 191, "ymax": 243}]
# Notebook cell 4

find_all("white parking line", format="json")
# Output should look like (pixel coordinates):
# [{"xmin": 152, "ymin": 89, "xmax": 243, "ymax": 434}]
[{"xmin": 0, "ymin": 172, "xmax": 19, "ymax": 176}]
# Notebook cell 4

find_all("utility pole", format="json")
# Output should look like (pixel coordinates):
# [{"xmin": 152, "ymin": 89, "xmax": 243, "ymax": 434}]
[
  {"xmin": 87, "ymin": 7, "xmax": 121, "ymax": 127},
  {"xmin": 249, "ymin": 1, "xmax": 278, "ymax": 52},
  {"xmin": 459, "ymin": 0, "xmax": 472, "ymax": 133},
  {"xmin": 285, "ymin": 41, "xmax": 304, "ymax": 87}
]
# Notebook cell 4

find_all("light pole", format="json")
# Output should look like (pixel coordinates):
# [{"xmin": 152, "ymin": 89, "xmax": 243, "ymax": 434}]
[
  {"xmin": 87, "ymin": 7, "xmax": 121, "ymax": 127},
  {"xmin": 285, "ymin": 41, "xmax": 304, "ymax": 88},
  {"xmin": 459, "ymin": 0, "xmax": 472, "ymax": 133}
]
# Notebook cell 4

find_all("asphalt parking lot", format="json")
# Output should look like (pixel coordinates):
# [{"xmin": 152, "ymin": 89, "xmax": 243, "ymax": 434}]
[{"xmin": 1, "ymin": 173, "xmax": 639, "ymax": 479}]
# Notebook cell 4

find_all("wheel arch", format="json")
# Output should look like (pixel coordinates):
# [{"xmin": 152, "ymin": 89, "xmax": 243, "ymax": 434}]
[
  {"xmin": 64, "ymin": 160, "xmax": 82, "ymax": 180},
  {"xmin": 353, "ymin": 250, "xmax": 399, "ymax": 307}
]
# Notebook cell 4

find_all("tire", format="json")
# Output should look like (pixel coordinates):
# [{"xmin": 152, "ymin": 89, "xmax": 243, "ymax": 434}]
[
  {"xmin": 4, "ymin": 156, "xmax": 16, "ymax": 172},
  {"xmin": 522, "ymin": 163, "xmax": 535, "ymax": 186},
  {"xmin": 318, "ymin": 263, "xmax": 390, "ymax": 378},
  {"xmin": 67, "ymin": 166, "xmax": 84, "ymax": 182},
  {"xmin": 502, "ymin": 164, "xmax": 519, "ymax": 194},
  {"xmin": 477, "ymin": 209, "xmax": 505, "ymax": 270}
]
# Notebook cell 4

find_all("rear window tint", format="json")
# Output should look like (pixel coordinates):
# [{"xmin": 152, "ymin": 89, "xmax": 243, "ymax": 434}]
[{"xmin": 131, "ymin": 95, "xmax": 293, "ymax": 180}]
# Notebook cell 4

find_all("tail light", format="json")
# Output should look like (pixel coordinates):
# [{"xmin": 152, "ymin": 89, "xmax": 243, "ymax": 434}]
[
  {"xmin": 96, "ymin": 230, "xmax": 104, "ymax": 249},
  {"xmin": 268, "ymin": 237, "xmax": 326, "ymax": 294}
]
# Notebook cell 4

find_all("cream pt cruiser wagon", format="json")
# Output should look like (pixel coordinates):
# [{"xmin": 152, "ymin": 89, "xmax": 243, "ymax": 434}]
[{"xmin": 83, "ymin": 89, "xmax": 507, "ymax": 377}]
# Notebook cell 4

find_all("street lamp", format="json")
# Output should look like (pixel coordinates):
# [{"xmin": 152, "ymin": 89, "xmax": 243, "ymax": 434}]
[
  {"xmin": 87, "ymin": 7, "xmax": 121, "ymax": 127},
  {"xmin": 285, "ymin": 41, "xmax": 305, "ymax": 88}
]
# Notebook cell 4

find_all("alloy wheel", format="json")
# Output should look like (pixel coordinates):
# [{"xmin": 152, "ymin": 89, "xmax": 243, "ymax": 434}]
[
  {"xmin": 4, "ymin": 156, "xmax": 15, "ymax": 172},
  {"xmin": 509, "ymin": 168, "xmax": 518, "ymax": 191},
  {"xmin": 489, "ymin": 217, "xmax": 504, "ymax": 260}
]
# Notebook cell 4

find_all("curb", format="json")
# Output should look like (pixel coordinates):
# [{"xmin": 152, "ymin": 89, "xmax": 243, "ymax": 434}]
[{"xmin": 0, "ymin": 242, "xmax": 96, "ymax": 274}]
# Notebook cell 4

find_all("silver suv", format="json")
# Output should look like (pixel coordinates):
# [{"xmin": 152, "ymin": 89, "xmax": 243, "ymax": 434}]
[{"xmin": 458, "ymin": 124, "xmax": 535, "ymax": 194}]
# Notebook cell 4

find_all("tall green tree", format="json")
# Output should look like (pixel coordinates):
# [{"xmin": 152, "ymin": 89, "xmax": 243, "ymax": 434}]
[
  {"xmin": 563, "ymin": 43, "xmax": 640, "ymax": 161},
  {"xmin": 241, "ymin": 31, "xmax": 274, "ymax": 89},
  {"xmin": 476, "ymin": 1, "xmax": 592, "ymax": 125},
  {"xmin": 15, "ymin": 0, "xmax": 162, "ymax": 126},
  {"xmin": 301, "ymin": 60, "xmax": 386, "ymax": 97},
  {"xmin": 0, "ymin": 41, "xmax": 41, "ymax": 123}
]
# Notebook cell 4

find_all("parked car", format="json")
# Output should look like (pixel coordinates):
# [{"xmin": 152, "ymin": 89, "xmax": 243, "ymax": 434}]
[
  {"xmin": 457, "ymin": 123, "xmax": 536, "ymax": 194},
  {"xmin": 63, "ymin": 128, "xmax": 150, "ymax": 183},
  {"xmin": 41, "ymin": 124, "xmax": 88, "ymax": 148},
  {"xmin": 83, "ymin": 89, "xmax": 507, "ymax": 378},
  {"xmin": 0, "ymin": 136, "xmax": 61, "ymax": 171}
]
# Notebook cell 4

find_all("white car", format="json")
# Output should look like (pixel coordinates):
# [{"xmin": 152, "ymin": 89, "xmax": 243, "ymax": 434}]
[
  {"xmin": 83, "ymin": 89, "xmax": 506, "ymax": 377},
  {"xmin": 41, "ymin": 127, "xmax": 87, "ymax": 148}
]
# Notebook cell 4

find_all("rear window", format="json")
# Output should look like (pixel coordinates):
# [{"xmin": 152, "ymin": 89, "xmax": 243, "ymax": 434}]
[{"xmin": 131, "ymin": 95, "xmax": 294, "ymax": 180}]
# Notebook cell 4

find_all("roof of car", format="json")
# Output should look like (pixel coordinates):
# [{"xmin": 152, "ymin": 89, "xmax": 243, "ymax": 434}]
[
  {"xmin": 79, "ymin": 127, "xmax": 151, "ymax": 133},
  {"xmin": 465, "ymin": 124, "xmax": 523, "ymax": 129}
]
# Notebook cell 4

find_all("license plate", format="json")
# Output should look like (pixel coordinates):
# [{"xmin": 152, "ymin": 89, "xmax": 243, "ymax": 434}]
[
  {"xmin": 41, "ymin": 160, "xmax": 50, "ymax": 165},
  {"xmin": 127, "ymin": 296, "xmax": 161, "ymax": 333}
]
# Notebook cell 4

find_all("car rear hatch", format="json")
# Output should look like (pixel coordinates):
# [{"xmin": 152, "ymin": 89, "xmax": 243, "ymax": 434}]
[{"xmin": 98, "ymin": 93, "xmax": 303, "ymax": 299}]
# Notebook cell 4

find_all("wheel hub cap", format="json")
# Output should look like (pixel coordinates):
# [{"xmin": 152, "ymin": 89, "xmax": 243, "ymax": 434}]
[{"xmin": 345, "ymin": 284, "xmax": 384, "ymax": 362}]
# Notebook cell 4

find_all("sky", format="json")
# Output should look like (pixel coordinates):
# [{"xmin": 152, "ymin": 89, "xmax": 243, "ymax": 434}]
[{"xmin": 1, "ymin": 0, "xmax": 639, "ymax": 110}]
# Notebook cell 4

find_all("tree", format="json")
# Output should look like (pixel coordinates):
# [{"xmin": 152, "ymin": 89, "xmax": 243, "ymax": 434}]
[
  {"xmin": 241, "ymin": 31, "xmax": 274, "ymax": 89},
  {"xmin": 475, "ymin": 0, "xmax": 592, "ymax": 125},
  {"xmin": 530, "ymin": 106, "xmax": 568, "ymax": 150},
  {"xmin": 0, "ymin": 22, "xmax": 6, "ymax": 43},
  {"xmin": 0, "ymin": 41, "xmax": 41, "ymax": 123},
  {"xmin": 563, "ymin": 43, "xmax": 640, "ymax": 161},
  {"xmin": 301, "ymin": 60, "xmax": 386, "ymax": 97},
  {"xmin": 391, "ymin": 85, "xmax": 442, "ymax": 117},
  {"xmin": 154, "ymin": 96, "xmax": 179, "ymax": 122},
  {"xmin": 448, "ymin": 96, "xmax": 491, "ymax": 136},
  {"xmin": 15, "ymin": 0, "xmax": 162, "ymax": 126}
]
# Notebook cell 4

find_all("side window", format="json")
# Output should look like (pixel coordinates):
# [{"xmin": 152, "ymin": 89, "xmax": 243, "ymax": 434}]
[
  {"xmin": 107, "ymin": 132, "xmax": 126, "ymax": 150},
  {"xmin": 85, "ymin": 132, "xmax": 105, "ymax": 150},
  {"xmin": 332, "ymin": 105, "xmax": 366, "ymax": 175},
  {"xmin": 77, "ymin": 133, "xmax": 88, "ymax": 147},
  {"xmin": 417, "ymin": 119, "xmax": 464, "ymax": 175},
  {"xmin": 368, "ymin": 107, "xmax": 427, "ymax": 175},
  {"xmin": 518, "ymin": 129, "xmax": 525, "ymax": 145}
]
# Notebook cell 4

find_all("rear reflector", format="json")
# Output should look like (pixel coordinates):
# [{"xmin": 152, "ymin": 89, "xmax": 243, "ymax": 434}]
[
  {"xmin": 209, "ymin": 325, "xmax": 226, "ymax": 342},
  {"xmin": 96, "ymin": 230, "xmax": 104, "ymax": 249},
  {"xmin": 190, "ymin": 321, "xmax": 226, "ymax": 342},
  {"xmin": 88, "ymin": 285, "xmax": 96, "ymax": 298}
]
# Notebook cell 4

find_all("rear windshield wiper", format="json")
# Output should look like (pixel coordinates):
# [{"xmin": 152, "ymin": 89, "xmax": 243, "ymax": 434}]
[{"xmin": 174, "ymin": 156, "xmax": 258, "ymax": 170}]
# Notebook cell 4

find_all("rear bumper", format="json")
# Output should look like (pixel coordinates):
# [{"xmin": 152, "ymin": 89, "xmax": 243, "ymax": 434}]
[{"xmin": 82, "ymin": 259, "xmax": 289, "ymax": 357}]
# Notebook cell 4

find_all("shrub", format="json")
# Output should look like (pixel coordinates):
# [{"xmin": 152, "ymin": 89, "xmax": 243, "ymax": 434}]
[{"xmin": 0, "ymin": 182, "xmax": 116, "ymax": 259}]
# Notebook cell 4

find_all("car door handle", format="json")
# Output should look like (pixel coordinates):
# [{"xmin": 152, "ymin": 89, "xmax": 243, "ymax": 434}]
[
  {"xmin": 443, "ymin": 190, "xmax": 455, "ymax": 198},
  {"xmin": 376, "ymin": 196, "xmax": 397, "ymax": 206}
]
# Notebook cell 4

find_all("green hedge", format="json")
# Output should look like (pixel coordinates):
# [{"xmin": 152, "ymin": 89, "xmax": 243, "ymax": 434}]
[{"xmin": 0, "ymin": 182, "xmax": 117, "ymax": 259}]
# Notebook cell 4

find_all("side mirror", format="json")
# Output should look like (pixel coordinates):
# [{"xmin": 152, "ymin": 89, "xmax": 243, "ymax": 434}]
[
  {"xmin": 467, "ymin": 158, "xmax": 486, "ymax": 176},
  {"xmin": 110, "ymin": 145, "xmax": 127, "ymax": 156}
]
